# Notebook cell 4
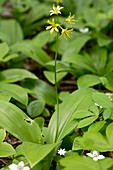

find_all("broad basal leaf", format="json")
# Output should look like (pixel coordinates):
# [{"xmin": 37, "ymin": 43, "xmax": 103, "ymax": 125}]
[
  {"xmin": 0, "ymin": 129, "xmax": 6, "ymax": 142},
  {"xmin": 62, "ymin": 35, "xmax": 91, "ymax": 60},
  {"xmin": 88, "ymin": 121, "xmax": 106, "ymax": 132},
  {"xmin": 73, "ymin": 131, "xmax": 111, "ymax": 151},
  {"xmin": 59, "ymin": 155, "xmax": 101, "ymax": 170},
  {"xmin": 17, "ymin": 142, "xmax": 58, "ymax": 168},
  {"xmin": 0, "ymin": 101, "xmax": 42, "ymax": 144},
  {"xmin": 0, "ymin": 19, "xmax": 23, "ymax": 45},
  {"xmin": 59, "ymin": 156, "xmax": 113, "ymax": 170},
  {"xmin": 23, "ymin": 79, "xmax": 56, "ymax": 106},
  {"xmin": 0, "ymin": 69, "xmax": 37, "ymax": 83},
  {"xmin": 92, "ymin": 92, "xmax": 113, "ymax": 108},
  {"xmin": 11, "ymin": 41, "xmax": 51, "ymax": 66},
  {"xmin": 77, "ymin": 115, "xmax": 98, "ymax": 128},
  {"xmin": 106, "ymin": 122, "xmax": 113, "ymax": 147},
  {"xmin": 77, "ymin": 74, "xmax": 101, "ymax": 88},
  {"xmin": 44, "ymin": 71, "xmax": 67, "ymax": 84},
  {"xmin": 0, "ymin": 84, "xmax": 28, "ymax": 106},
  {"xmin": 0, "ymin": 143, "xmax": 16, "ymax": 157},
  {"xmin": 0, "ymin": 93, "xmax": 11, "ymax": 101},
  {"xmin": 46, "ymin": 88, "xmax": 95, "ymax": 143},
  {"xmin": 27, "ymin": 99, "xmax": 45, "ymax": 118},
  {"xmin": 0, "ymin": 42, "xmax": 9, "ymax": 60},
  {"xmin": 62, "ymin": 53, "xmax": 96, "ymax": 73}
]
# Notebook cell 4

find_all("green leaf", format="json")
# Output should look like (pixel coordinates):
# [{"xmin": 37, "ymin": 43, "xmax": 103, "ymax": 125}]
[
  {"xmin": 100, "ymin": 77, "xmax": 113, "ymax": 91},
  {"xmin": 47, "ymin": 88, "xmax": 95, "ymax": 143},
  {"xmin": 92, "ymin": 92, "xmax": 113, "ymax": 108},
  {"xmin": 106, "ymin": 123, "xmax": 113, "ymax": 147},
  {"xmin": 77, "ymin": 74, "xmax": 101, "ymax": 88},
  {"xmin": 11, "ymin": 41, "xmax": 51, "ymax": 66},
  {"xmin": 0, "ymin": 84, "xmax": 28, "ymax": 106},
  {"xmin": 23, "ymin": 79, "xmax": 56, "ymax": 106},
  {"xmin": 44, "ymin": 71, "xmax": 67, "ymax": 84},
  {"xmin": 0, "ymin": 42, "xmax": 9, "ymax": 61},
  {"xmin": 0, "ymin": 101, "xmax": 42, "ymax": 144},
  {"xmin": 2, "ymin": 53, "xmax": 18, "ymax": 62},
  {"xmin": 62, "ymin": 35, "xmax": 91, "ymax": 60},
  {"xmin": 0, "ymin": 93, "xmax": 11, "ymax": 101},
  {"xmin": 103, "ymin": 108, "xmax": 111, "ymax": 120},
  {"xmin": 97, "ymin": 33, "xmax": 112, "ymax": 47},
  {"xmin": 42, "ymin": 108, "xmax": 50, "ymax": 117},
  {"xmin": 33, "ymin": 30, "xmax": 56, "ymax": 48},
  {"xmin": 27, "ymin": 99, "xmax": 45, "ymax": 118},
  {"xmin": 72, "ymin": 109, "xmax": 95, "ymax": 119},
  {"xmin": 60, "ymin": 156, "xmax": 113, "ymax": 170},
  {"xmin": 62, "ymin": 53, "xmax": 96, "ymax": 73},
  {"xmin": 88, "ymin": 121, "xmax": 106, "ymax": 132},
  {"xmin": 0, "ymin": 129, "xmax": 6, "ymax": 142},
  {"xmin": 108, "ymin": 8, "xmax": 113, "ymax": 20},
  {"xmin": 0, "ymin": 69, "xmax": 37, "ymax": 83},
  {"xmin": 34, "ymin": 117, "xmax": 44, "ymax": 129},
  {"xmin": 0, "ymin": 19, "xmax": 23, "ymax": 45},
  {"xmin": 105, "ymin": 53, "xmax": 113, "ymax": 74},
  {"xmin": 0, "ymin": 143, "xmax": 16, "ymax": 157},
  {"xmin": 90, "ymin": 47, "xmax": 107, "ymax": 75},
  {"xmin": 73, "ymin": 131, "xmax": 111, "ymax": 151},
  {"xmin": 77, "ymin": 115, "xmax": 98, "ymax": 128},
  {"xmin": 101, "ymin": 71, "xmax": 113, "ymax": 91},
  {"xmin": 17, "ymin": 142, "xmax": 57, "ymax": 168},
  {"xmin": 25, "ymin": 4, "xmax": 50, "ymax": 24},
  {"xmin": 0, "ymin": 32, "xmax": 9, "ymax": 44},
  {"xmin": 99, "ymin": 158, "xmax": 113, "ymax": 170},
  {"xmin": 59, "ymin": 155, "xmax": 102, "ymax": 170}
]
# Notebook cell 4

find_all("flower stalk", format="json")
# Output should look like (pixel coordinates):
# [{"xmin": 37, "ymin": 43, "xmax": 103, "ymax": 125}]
[
  {"xmin": 46, "ymin": 0, "xmax": 77, "ymax": 142},
  {"xmin": 54, "ymin": 32, "xmax": 59, "ymax": 141}
]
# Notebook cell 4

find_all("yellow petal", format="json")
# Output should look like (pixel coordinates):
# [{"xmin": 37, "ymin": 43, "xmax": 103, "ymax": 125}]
[
  {"xmin": 55, "ymin": 27, "xmax": 59, "ymax": 32},
  {"xmin": 46, "ymin": 26, "xmax": 52, "ymax": 30},
  {"xmin": 50, "ymin": 28, "xmax": 54, "ymax": 34}
]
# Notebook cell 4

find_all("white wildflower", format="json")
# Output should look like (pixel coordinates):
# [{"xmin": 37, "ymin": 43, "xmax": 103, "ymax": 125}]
[
  {"xmin": 58, "ymin": 148, "xmax": 66, "ymax": 156},
  {"xmin": 8, "ymin": 161, "xmax": 30, "ymax": 170},
  {"xmin": 79, "ymin": 27, "xmax": 89, "ymax": 33},
  {"xmin": 86, "ymin": 150, "xmax": 105, "ymax": 161}
]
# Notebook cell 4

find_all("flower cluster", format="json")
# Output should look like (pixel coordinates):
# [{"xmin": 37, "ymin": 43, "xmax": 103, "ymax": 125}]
[{"xmin": 46, "ymin": 0, "xmax": 78, "ymax": 39}]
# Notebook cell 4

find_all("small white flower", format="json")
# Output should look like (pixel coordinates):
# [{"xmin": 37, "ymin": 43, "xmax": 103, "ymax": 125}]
[
  {"xmin": 86, "ymin": 150, "xmax": 105, "ymax": 161},
  {"xmin": 95, "ymin": 103, "xmax": 103, "ymax": 109},
  {"xmin": 50, "ymin": 4, "xmax": 63, "ymax": 16},
  {"xmin": 58, "ymin": 148, "xmax": 66, "ymax": 156},
  {"xmin": 8, "ymin": 161, "xmax": 30, "ymax": 170},
  {"xmin": 79, "ymin": 27, "xmax": 89, "ymax": 33}
]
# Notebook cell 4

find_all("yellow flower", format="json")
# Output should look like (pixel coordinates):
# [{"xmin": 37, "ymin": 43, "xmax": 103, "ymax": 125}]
[
  {"xmin": 46, "ymin": 18, "xmax": 59, "ymax": 34},
  {"xmin": 61, "ymin": 28, "xmax": 73, "ymax": 39},
  {"xmin": 50, "ymin": 4, "xmax": 63, "ymax": 16},
  {"xmin": 65, "ymin": 13, "xmax": 78, "ymax": 24}
]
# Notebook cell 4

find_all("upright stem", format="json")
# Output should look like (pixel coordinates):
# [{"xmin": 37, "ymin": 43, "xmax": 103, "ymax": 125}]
[{"xmin": 55, "ymin": 33, "xmax": 59, "ymax": 142}]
